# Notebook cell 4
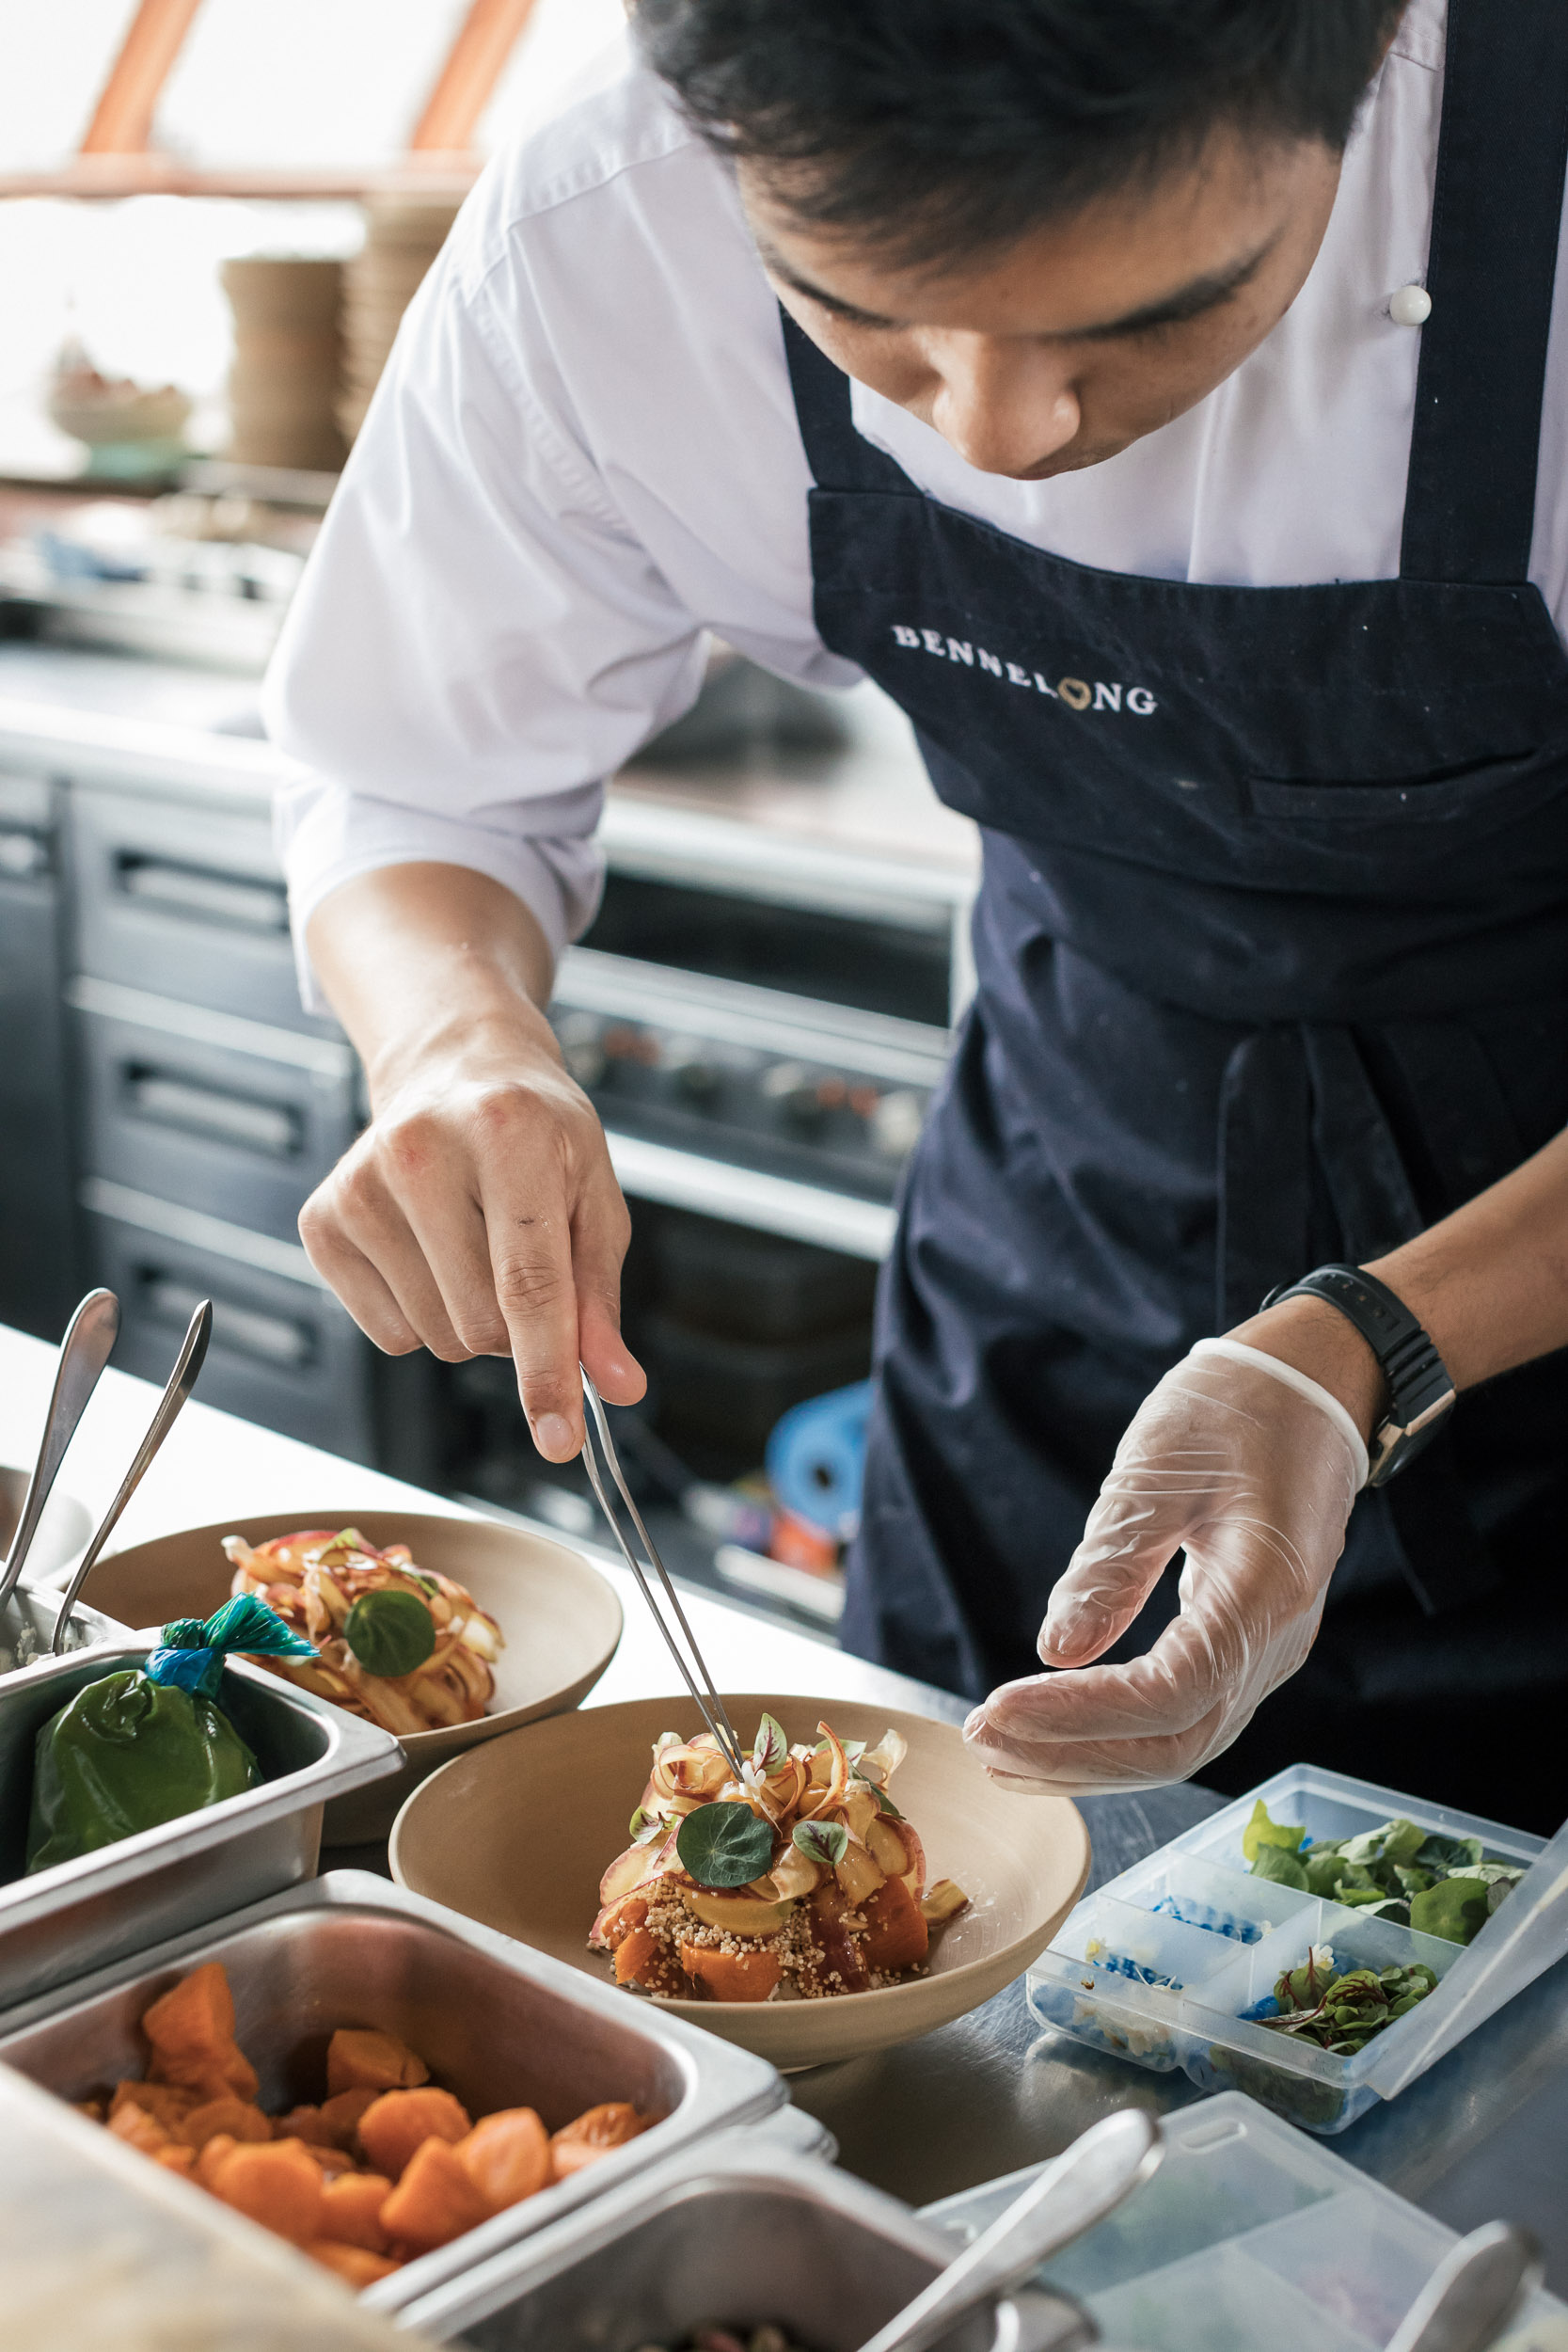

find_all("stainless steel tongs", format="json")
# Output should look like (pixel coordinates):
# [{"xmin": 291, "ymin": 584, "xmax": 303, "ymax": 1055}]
[{"xmin": 578, "ymin": 1370, "xmax": 745, "ymax": 1775}]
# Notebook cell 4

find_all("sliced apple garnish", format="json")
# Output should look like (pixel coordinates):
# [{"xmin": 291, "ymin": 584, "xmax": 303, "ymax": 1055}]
[
  {"xmin": 767, "ymin": 1841, "xmax": 824, "ymax": 1901},
  {"xmin": 833, "ymin": 1836, "xmax": 886, "ymax": 1907},
  {"xmin": 685, "ymin": 1889, "xmax": 797, "ymax": 1936},
  {"xmin": 920, "ymin": 1878, "xmax": 969, "ymax": 1924}
]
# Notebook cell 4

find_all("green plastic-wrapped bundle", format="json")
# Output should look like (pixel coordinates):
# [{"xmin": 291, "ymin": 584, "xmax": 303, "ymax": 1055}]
[{"xmin": 25, "ymin": 1595, "xmax": 317, "ymax": 1874}]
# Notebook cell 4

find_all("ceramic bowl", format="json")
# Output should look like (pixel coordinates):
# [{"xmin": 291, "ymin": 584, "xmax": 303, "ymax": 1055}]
[
  {"xmin": 71, "ymin": 1509, "xmax": 623, "ymax": 1844},
  {"xmin": 388, "ymin": 1692, "xmax": 1089, "ymax": 2071},
  {"xmin": 0, "ymin": 1467, "xmax": 91, "ymax": 1588}
]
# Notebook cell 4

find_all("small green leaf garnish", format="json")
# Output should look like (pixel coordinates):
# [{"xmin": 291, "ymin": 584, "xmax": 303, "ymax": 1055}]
[
  {"xmin": 752, "ymin": 1712, "xmax": 788, "ymax": 1775},
  {"xmin": 1409, "ymin": 1877, "xmax": 1492, "ymax": 1945},
  {"xmin": 1243, "ymin": 1799, "xmax": 1307, "ymax": 1865},
  {"xmin": 629, "ymin": 1806, "xmax": 663, "ymax": 1846},
  {"xmin": 407, "ymin": 1570, "xmax": 440, "ymax": 1597},
  {"xmin": 1250, "ymin": 1842, "xmax": 1308, "ymax": 1890},
  {"xmin": 793, "ymin": 1820, "xmax": 848, "ymax": 1869},
  {"xmin": 342, "ymin": 1588, "xmax": 436, "ymax": 1678},
  {"xmin": 675, "ymin": 1802, "xmax": 775, "ymax": 1888},
  {"xmin": 872, "ymin": 1787, "xmax": 906, "ymax": 1820}
]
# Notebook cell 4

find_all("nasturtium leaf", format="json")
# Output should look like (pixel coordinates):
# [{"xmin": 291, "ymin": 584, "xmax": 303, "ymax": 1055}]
[
  {"xmin": 675, "ymin": 1801, "xmax": 774, "ymax": 1888},
  {"xmin": 1243, "ymin": 1800, "xmax": 1307, "ymax": 1866},
  {"xmin": 1415, "ymin": 1832, "xmax": 1484, "ymax": 1874},
  {"xmin": 1250, "ymin": 1842, "xmax": 1308, "ymax": 1890},
  {"xmin": 1341, "ymin": 1818, "xmax": 1425, "ymax": 1868},
  {"xmin": 1304, "ymin": 1851, "xmax": 1348, "ymax": 1899},
  {"xmin": 793, "ymin": 1819, "xmax": 848, "ymax": 1869},
  {"xmin": 1410, "ymin": 1876, "xmax": 1491, "ymax": 1946},
  {"xmin": 752, "ymin": 1712, "xmax": 788, "ymax": 1775},
  {"xmin": 343, "ymin": 1588, "xmax": 436, "ymax": 1678}
]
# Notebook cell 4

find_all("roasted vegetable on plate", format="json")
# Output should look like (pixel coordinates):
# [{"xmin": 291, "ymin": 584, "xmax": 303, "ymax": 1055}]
[
  {"xmin": 224, "ymin": 1526, "xmax": 502, "ymax": 1735},
  {"xmin": 593, "ymin": 1713, "xmax": 969, "ymax": 2004}
]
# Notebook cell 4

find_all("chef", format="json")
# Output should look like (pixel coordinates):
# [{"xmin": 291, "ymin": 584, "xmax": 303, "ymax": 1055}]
[{"xmin": 267, "ymin": 0, "xmax": 1568, "ymax": 1831}]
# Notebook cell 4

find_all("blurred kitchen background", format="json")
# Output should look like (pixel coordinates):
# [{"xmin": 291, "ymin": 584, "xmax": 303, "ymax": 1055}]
[{"xmin": 0, "ymin": 0, "xmax": 978, "ymax": 1638}]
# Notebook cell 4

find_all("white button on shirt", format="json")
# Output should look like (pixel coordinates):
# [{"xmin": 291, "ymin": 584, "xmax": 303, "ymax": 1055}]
[{"xmin": 264, "ymin": 0, "xmax": 1568, "ymax": 996}]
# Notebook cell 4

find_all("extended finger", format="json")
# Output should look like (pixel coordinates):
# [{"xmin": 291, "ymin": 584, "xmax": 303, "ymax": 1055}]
[
  {"xmin": 571, "ymin": 1158, "xmax": 645, "ymax": 1406},
  {"xmin": 481, "ymin": 1168, "xmax": 584, "ymax": 1462},
  {"xmin": 1038, "ymin": 1500, "xmax": 1188, "ymax": 1667}
]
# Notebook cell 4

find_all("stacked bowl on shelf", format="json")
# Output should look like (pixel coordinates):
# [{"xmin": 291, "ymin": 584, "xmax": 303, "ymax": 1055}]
[
  {"xmin": 339, "ymin": 195, "xmax": 464, "ymax": 445},
  {"xmin": 220, "ymin": 258, "xmax": 347, "ymax": 475}
]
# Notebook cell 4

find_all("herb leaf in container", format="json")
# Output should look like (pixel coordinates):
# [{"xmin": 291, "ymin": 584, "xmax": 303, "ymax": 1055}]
[{"xmin": 25, "ymin": 1595, "xmax": 315, "ymax": 1872}]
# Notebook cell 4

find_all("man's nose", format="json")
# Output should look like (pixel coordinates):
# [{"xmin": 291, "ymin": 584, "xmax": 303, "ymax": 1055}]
[{"xmin": 927, "ymin": 336, "xmax": 1080, "ymax": 476}]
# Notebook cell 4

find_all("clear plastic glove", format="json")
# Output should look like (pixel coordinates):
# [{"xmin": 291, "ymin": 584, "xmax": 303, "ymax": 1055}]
[{"xmin": 963, "ymin": 1340, "xmax": 1370, "ymax": 1794}]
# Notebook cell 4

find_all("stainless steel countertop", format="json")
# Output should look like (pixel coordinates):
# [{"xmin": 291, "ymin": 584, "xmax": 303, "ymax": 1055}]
[{"xmin": 3, "ymin": 1321, "xmax": 1565, "ymax": 2290}]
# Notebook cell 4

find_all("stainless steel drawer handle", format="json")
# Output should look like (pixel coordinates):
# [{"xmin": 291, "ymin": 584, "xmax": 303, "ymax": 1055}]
[
  {"xmin": 141, "ymin": 1274, "xmax": 314, "ymax": 1370},
  {"xmin": 116, "ymin": 855, "xmax": 289, "ymax": 933},
  {"xmin": 124, "ymin": 1069, "xmax": 301, "ymax": 1158}
]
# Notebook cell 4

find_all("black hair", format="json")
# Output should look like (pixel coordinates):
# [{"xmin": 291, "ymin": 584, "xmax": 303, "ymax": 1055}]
[{"xmin": 636, "ymin": 0, "xmax": 1404, "ymax": 269}]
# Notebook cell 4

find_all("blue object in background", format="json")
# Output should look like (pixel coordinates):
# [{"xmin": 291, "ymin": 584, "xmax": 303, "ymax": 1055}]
[{"xmin": 766, "ymin": 1379, "xmax": 872, "ymax": 1541}]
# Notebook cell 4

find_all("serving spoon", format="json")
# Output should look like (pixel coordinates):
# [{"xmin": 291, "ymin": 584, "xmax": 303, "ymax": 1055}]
[
  {"xmin": 0, "ymin": 1288, "xmax": 120, "ymax": 1616},
  {"xmin": 1384, "ymin": 2220, "xmax": 1543, "ymax": 2352},
  {"xmin": 49, "ymin": 1297, "xmax": 213, "ymax": 1651},
  {"xmin": 857, "ymin": 2109, "xmax": 1163, "ymax": 2352}
]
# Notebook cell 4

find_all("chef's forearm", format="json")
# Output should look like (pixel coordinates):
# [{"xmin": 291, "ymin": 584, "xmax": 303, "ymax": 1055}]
[
  {"xmin": 1231, "ymin": 1127, "xmax": 1568, "ymax": 1439},
  {"xmin": 304, "ymin": 862, "xmax": 562, "ymax": 1105}
]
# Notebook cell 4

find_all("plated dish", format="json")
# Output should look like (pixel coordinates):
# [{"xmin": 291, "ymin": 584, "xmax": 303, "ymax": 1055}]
[
  {"xmin": 68, "ymin": 1508, "xmax": 624, "ymax": 1842},
  {"xmin": 389, "ymin": 1692, "xmax": 1091, "ymax": 2071},
  {"xmin": 224, "ymin": 1526, "xmax": 501, "ymax": 1736},
  {"xmin": 592, "ymin": 1714, "xmax": 968, "ymax": 2004}
]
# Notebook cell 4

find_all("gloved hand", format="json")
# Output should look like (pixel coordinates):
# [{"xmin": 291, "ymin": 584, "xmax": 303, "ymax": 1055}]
[{"xmin": 963, "ymin": 1340, "xmax": 1370, "ymax": 1794}]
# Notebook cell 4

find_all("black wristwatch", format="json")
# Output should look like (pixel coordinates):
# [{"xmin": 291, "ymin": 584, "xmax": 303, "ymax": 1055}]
[{"xmin": 1259, "ymin": 1263, "xmax": 1455, "ymax": 1486}]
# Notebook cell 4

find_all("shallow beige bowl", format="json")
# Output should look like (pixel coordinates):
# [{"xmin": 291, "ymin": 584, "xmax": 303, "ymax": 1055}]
[
  {"xmin": 388, "ymin": 1693, "xmax": 1089, "ymax": 2071},
  {"xmin": 72, "ymin": 1509, "xmax": 623, "ymax": 1844}
]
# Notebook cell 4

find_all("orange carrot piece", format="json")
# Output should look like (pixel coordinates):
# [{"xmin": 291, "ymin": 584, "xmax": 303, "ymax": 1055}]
[
  {"xmin": 679, "ymin": 1945, "xmax": 783, "ymax": 2003},
  {"xmin": 325, "ymin": 2027, "xmax": 429, "ymax": 2098},
  {"xmin": 457, "ymin": 2108, "xmax": 549, "ymax": 2211},
  {"xmin": 155, "ymin": 2144, "xmax": 198, "ymax": 2176},
  {"xmin": 598, "ymin": 1894, "xmax": 652, "ymax": 1949},
  {"xmin": 178, "ymin": 2096, "xmax": 273, "ymax": 2151},
  {"xmin": 109, "ymin": 2080, "xmax": 199, "ymax": 2131},
  {"xmin": 549, "ymin": 2137, "xmax": 613, "ymax": 2179},
  {"xmin": 358, "ymin": 2087, "xmax": 472, "ymax": 2180},
  {"xmin": 319, "ymin": 2087, "xmax": 381, "ymax": 2149},
  {"xmin": 551, "ymin": 2102, "xmax": 650, "ymax": 2153},
  {"xmin": 860, "ymin": 1876, "xmax": 928, "ymax": 1975},
  {"xmin": 306, "ymin": 2240, "xmax": 404, "ymax": 2288},
  {"xmin": 613, "ymin": 1927, "xmax": 662, "ymax": 1986},
  {"xmin": 378, "ymin": 2136, "xmax": 491, "ymax": 2253},
  {"xmin": 301, "ymin": 2142, "xmax": 360, "ymax": 2178},
  {"xmin": 209, "ymin": 2137, "xmax": 324, "ymax": 2246},
  {"xmin": 275, "ymin": 2104, "xmax": 337, "ymax": 2147},
  {"xmin": 109, "ymin": 2102, "xmax": 172, "ymax": 2157},
  {"xmin": 196, "ymin": 2133, "xmax": 238, "ymax": 2190},
  {"xmin": 142, "ymin": 1963, "xmax": 260, "ymax": 2103},
  {"xmin": 318, "ymin": 2169, "xmax": 394, "ymax": 2252}
]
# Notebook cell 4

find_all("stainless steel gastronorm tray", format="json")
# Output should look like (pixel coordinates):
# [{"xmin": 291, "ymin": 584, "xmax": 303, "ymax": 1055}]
[
  {"xmin": 398, "ymin": 2127, "xmax": 1060, "ymax": 2348},
  {"xmin": 0, "ymin": 1868, "xmax": 789, "ymax": 2314},
  {"xmin": 0, "ymin": 1644, "xmax": 401, "ymax": 2011},
  {"xmin": 0, "ymin": 1585, "xmax": 119, "ymax": 1671}
]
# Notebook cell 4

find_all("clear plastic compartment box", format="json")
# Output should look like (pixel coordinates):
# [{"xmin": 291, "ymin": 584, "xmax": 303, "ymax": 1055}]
[
  {"xmin": 1027, "ymin": 1762, "xmax": 1568, "ymax": 2132},
  {"xmin": 922, "ymin": 2092, "xmax": 1568, "ymax": 2352}
]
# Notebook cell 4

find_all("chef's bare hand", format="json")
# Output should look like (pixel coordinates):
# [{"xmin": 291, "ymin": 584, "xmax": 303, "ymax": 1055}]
[
  {"xmin": 296, "ymin": 863, "xmax": 644, "ymax": 1463},
  {"xmin": 962, "ymin": 1322, "xmax": 1375, "ymax": 1794}
]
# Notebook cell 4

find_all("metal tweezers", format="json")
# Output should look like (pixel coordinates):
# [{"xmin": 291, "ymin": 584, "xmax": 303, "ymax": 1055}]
[{"xmin": 578, "ymin": 1371, "xmax": 745, "ymax": 1776}]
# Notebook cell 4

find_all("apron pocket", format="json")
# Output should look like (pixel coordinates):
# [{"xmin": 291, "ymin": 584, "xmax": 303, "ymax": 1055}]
[{"xmin": 1243, "ymin": 746, "xmax": 1568, "ymax": 849}]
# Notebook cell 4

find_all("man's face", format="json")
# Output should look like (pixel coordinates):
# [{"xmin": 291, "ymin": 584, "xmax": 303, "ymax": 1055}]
[{"xmin": 742, "ymin": 129, "xmax": 1344, "ymax": 481}]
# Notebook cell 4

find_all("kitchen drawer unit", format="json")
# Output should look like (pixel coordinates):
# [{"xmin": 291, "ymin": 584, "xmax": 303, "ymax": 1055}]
[
  {"xmin": 68, "ymin": 976, "xmax": 358, "ymax": 1245},
  {"xmin": 67, "ymin": 782, "xmax": 339, "ymax": 1037},
  {"xmin": 81, "ymin": 1182, "xmax": 377, "ymax": 1462}
]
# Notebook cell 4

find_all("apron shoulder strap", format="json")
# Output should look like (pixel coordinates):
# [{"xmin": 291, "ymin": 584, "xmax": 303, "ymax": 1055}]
[
  {"xmin": 1401, "ymin": 0, "xmax": 1568, "ymax": 584},
  {"xmin": 780, "ymin": 307, "xmax": 919, "ymax": 495}
]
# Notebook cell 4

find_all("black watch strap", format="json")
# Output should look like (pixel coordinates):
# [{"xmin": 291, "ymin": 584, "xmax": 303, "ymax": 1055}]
[{"xmin": 1259, "ymin": 1263, "xmax": 1455, "ymax": 1487}]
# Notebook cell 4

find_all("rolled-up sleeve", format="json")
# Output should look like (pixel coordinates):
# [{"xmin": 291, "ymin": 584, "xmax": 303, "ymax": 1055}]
[{"xmin": 262, "ymin": 186, "xmax": 712, "ymax": 1009}]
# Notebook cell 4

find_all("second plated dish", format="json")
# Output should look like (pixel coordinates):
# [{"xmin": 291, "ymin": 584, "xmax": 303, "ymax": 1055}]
[{"xmin": 65, "ymin": 1509, "xmax": 624, "ymax": 1842}]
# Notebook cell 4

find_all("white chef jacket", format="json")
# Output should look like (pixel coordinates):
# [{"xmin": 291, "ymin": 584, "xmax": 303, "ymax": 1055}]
[{"xmin": 264, "ymin": 0, "xmax": 1568, "ymax": 999}]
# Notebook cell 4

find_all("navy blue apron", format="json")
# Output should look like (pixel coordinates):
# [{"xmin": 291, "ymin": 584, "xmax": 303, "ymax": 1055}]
[{"xmin": 784, "ymin": 0, "xmax": 1568, "ymax": 1832}]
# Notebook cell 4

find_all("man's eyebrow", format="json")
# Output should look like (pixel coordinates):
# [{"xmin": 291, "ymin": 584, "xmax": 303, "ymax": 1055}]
[{"xmin": 754, "ymin": 228, "xmax": 1281, "ymax": 341}]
